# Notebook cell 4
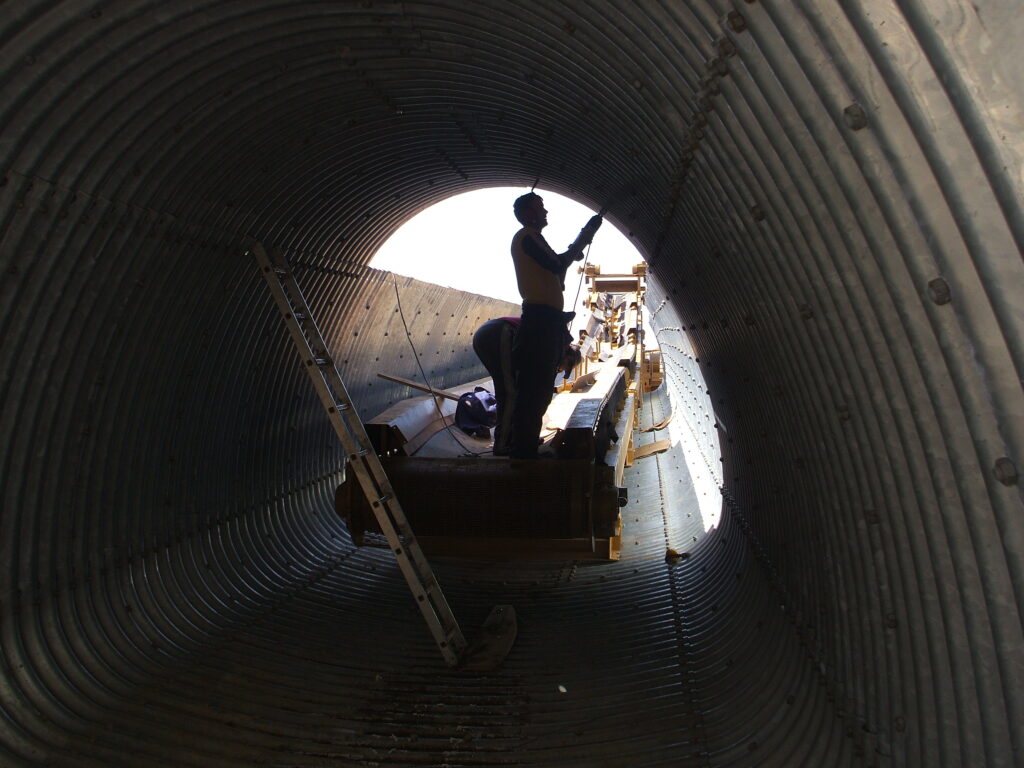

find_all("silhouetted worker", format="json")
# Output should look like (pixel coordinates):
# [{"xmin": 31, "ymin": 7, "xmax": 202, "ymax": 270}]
[
  {"xmin": 473, "ymin": 315, "xmax": 583, "ymax": 456},
  {"xmin": 472, "ymin": 316, "xmax": 519, "ymax": 455},
  {"xmin": 507, "ymin": 192, "xmax": 601, "ymax": 459}
]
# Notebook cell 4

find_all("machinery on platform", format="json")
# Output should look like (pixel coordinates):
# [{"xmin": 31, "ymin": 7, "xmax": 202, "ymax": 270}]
[{"xmin": 336, "ymin": 263, "xmax": 663, "ymax": 561}]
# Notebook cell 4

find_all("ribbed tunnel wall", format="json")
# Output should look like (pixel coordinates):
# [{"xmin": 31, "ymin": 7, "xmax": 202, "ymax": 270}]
[{"xmin": 1, "ymin": 2, "xmax": 1021, "ymax": 766}]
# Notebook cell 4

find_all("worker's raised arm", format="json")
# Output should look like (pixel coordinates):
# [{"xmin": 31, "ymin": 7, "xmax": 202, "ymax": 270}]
[
  {"xmin": 518, "ymin": 213, "xmax": 603, "ymax": 289},
  {"xmin": 563, "ymin": 214, "xmax": 603, "ymax": 262},
  {"xmin": 521, "ymin": 232, "xmax": 570, "ymax": 275}
]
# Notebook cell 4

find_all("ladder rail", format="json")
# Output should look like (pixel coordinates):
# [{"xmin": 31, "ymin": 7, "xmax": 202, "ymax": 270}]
[{"xmin": 252, "ymin": 242, "xmax": 467, "ymax": 665}]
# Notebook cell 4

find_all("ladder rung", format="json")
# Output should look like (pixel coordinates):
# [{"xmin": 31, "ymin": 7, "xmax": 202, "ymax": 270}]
[
  {"xmin": 438, "ymin": 628, "xmax": 464, "ymax": 649},
  {"xmin": 314, "ymin": 357, "xmax": 331, "ymax": 367},
  {"xmin": 414, "ymin": 585, "xmax": 460, "ymax": 625},
  {"xmin": 373, "ymin": 494, "xmax": 393, "ymax": 507}
]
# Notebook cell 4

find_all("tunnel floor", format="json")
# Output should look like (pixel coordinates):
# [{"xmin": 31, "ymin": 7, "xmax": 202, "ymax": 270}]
[{"xmin": 51, "ymin": 387, "xmax": 737, "ymax": 768}]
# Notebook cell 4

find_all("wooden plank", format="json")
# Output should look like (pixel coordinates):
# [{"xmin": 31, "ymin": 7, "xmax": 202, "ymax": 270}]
[
  {"xmin": 377, "ymin": 372, "xmax": 462, "ymax": 401},
  {"xmin": 634, "ymin": 438, "xmax": 671, "ymax": 459},
  {"xmin": 593, "ymin": 277, "xmax": 641, "ymax": 293},
  {"xmin": 640, "ymin": 413, "xmax": 673, "ymax": 433},
  {"xmin": 568, "ymin": 371, "xmax": 598, "ymax": 392}
]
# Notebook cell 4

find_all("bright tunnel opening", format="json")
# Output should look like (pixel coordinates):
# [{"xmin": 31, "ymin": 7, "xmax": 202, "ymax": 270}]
[{"xmin": 369, "ymin": 186, "xmax": 723, "ymax": 534}]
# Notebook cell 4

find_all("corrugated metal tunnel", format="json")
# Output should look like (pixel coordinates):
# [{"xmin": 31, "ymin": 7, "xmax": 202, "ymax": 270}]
[{"xmin": 1, "ymin": 2, "xmax": 1021, "ymax": 766}]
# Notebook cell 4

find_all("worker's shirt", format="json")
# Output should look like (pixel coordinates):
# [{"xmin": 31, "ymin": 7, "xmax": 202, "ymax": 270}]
[{"xmin": 510, "ymin": 227, "xmax": 581, "ymax": 309}]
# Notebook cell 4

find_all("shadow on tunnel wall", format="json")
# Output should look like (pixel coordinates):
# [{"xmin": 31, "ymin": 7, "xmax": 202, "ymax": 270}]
[{"xmin": 0, "ymin": 2, "xmax": 1021, "ymax": 766}]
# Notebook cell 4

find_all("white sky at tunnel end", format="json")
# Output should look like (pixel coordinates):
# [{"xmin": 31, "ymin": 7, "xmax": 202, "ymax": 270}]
[
  {"xmin": 370, "ymin": 186, "xmax": 723, "ymax": 534},
  {"xmin": 370, "ymin": 186, "xmax": 640, "ymax": 305}
]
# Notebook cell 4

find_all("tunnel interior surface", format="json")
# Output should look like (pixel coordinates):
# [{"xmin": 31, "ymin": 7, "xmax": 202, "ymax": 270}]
[{"xmin": 1, "ymin": 2, "xmax": 1022, "ymax": 767}]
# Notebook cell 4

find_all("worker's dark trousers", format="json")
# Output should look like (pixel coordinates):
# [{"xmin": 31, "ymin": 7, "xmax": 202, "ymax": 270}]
[
  {"xmin": 509, "ymin": 303, "xmax": 564, "ymax": 459},
  {"xmin": 472, "ymin": 318, "xmax": 516, "ymax": 455}
]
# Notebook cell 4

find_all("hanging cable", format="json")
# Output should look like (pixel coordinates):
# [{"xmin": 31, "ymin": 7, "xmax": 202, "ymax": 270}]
[
  {"xmin": 570, "ymin": 240, "xmax": 594, "ymax": 319},
  {"xmin": 391, "ymin": 274, "xmax": 488, "ymax": 457}
]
